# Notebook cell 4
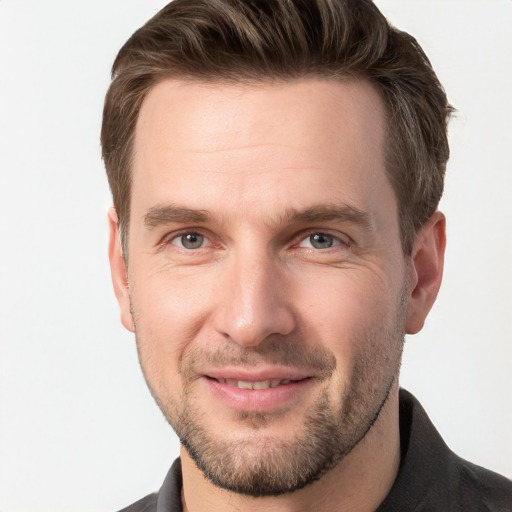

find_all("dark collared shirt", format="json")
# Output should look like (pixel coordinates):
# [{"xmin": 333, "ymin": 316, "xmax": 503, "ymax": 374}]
[{"xmin": 117, "ymin": 390, "xmax": 512, "ymax": 511}]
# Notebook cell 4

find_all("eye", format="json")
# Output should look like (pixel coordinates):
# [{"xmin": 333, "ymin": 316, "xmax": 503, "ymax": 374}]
[
  {"xmin": 298, "ymin": 233, "xmax": 344, "ymax": 250},
  {"xmin": 171, "ymin": 232, "xmax": 207, "ymax": 250}
]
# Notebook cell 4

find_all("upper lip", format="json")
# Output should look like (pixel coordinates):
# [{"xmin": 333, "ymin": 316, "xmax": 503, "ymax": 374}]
[{"xmin": 204, "ymin": 367, "xmax": 312, "ymax": 382}]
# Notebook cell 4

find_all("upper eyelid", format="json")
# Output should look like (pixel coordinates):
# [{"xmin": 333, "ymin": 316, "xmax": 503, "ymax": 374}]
[
  {"xmin": 159, "ymin": 228, "xmax": 212, "ymax": 248},
  {"xmin": 294, "ymin": 229, "xmax": 351, "ymax": 245},
  {"xmin": 162, "ymin": 226, "xmax": 208, "ymax": 238}
]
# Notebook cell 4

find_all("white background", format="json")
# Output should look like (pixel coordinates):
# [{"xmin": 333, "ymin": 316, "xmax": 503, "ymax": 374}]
[{"xmin": 1, "ymin": 1, "xmax": 511, "ymax": 511}]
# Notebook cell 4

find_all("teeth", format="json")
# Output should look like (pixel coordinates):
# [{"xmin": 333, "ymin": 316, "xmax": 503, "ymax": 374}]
[
  {"xmin": 238, "ymin": 380, "xmax": 256, "ymax": 389},
  {"xmin": 216, "ymin": 378, "xmax": 295, "ymax": 389}
]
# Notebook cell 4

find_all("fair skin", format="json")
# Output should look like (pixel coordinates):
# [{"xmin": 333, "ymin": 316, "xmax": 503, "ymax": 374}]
[{"xmin": 109, "ymin": 78, "xmax": 445, "ymax": 512}]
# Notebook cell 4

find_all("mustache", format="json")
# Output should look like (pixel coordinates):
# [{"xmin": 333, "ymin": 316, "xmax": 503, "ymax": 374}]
[{"xmin": 179, "ymin": 337, "xmax": 337, "ymax": 381}]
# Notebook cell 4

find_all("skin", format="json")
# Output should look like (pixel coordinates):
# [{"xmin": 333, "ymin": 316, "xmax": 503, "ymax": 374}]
[{"xmin": 109, "ymin": 78, "xmax": 445, "ymax": 511}]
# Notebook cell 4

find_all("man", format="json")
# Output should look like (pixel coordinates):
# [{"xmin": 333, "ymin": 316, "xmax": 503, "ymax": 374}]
[{"xmin": 101, "ymin": 0, "xmax": 512, "ymax": 510}]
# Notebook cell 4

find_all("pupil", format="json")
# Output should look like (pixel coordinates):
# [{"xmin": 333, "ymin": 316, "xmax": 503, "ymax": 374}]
[
  {"xmin": 311, "ymin": 233, "xmax": 333, "ymax": 249},
  {"xmin": 182, "ymin": 233, "xmax": 203, "ymax": 249}
]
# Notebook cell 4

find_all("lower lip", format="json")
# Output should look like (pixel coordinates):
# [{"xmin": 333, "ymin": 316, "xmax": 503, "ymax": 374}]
[{"xmin": 204, "ymin": 377, "xmax": 312, "ymax": 412}]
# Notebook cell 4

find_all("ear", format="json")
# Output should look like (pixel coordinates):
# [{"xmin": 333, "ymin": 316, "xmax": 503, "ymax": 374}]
[
  {"xmin": 405, "ymin": 211, "xmax": 446, "ymax": 335},
  {"xmin": 108, "ymin": 207, "xmax": 135, "ymax": 332}
]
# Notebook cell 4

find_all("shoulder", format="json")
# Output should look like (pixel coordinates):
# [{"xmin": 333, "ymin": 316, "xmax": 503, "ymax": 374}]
[
  {"xmin": 114, "ymin": 458, "xmax": 183, "ymax": 512},
  {"xmin": 116, "ymin": 493, "xmax": 158, "ymax": 512},
  {"xmin": 379, "ymin": 390, "xmax": 512, "ymax": 511},
  {"xmin": 452, "ymin": 457, "xmax": 512, "ymax": 511}
]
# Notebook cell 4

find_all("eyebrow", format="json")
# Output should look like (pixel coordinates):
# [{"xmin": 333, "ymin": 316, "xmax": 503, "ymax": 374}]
[
  {"xmin": 144, "ymin": 204, "xmax": 212, "ymax": 228},
  {"xmin": 143, "ymin": 203, "xmax": 372, "ymax": 230},
  {"xmin": 282, "ymin": 204, "xmax": 372, "ymax": 229}
]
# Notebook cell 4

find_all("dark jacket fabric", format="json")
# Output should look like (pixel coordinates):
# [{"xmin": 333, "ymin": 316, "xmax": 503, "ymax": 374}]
[{"xmin": 117, "ymin": 389, "xmax": 512, "ymax": 511}]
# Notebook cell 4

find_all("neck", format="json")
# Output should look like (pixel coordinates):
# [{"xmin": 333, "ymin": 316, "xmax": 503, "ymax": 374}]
[{"xmin": 181, "ymin": 385, "xmax": 401, "ymax": 512}]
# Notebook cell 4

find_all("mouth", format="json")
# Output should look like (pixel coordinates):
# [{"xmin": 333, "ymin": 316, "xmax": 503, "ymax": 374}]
[
  {"xmin": 202, "ymin": 372, "xmax": 314, "ymax": 412},
  {"xmin": 212, "ymin": 377, "xmax": 303, "ymax": 389}
]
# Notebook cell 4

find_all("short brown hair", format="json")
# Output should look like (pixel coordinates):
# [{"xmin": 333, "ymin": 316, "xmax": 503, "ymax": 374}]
[{"xmin": 101, "ymin": 0, "xmax": 453, "ymax": 254}]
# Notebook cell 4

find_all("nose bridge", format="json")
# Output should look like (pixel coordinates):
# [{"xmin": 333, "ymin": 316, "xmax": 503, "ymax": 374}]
[{"xmin": 214, "ymin": 244, "xmax": 295, "ymax": 346}]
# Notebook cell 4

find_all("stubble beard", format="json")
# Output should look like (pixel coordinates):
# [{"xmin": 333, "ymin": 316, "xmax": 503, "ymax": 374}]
[
  {"xmin": 173, "ymin": 377, "xmax": 396, "ymax": 497},
  {"xmin": 135, "ymin": 292, "xmax": 406, "ymax": 498}
]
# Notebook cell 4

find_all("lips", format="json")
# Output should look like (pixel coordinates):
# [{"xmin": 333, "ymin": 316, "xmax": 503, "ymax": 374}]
[
  {"xmin": 205, "ymin": 367, "xmax": 311, "ymax": 383},
  {"xmin": 202, "ymin": 369, "xmax": 313, "ymax": 412},
  {"xmin": 214, "ymin": 378, "xmax": 296, "ymax": 389}
]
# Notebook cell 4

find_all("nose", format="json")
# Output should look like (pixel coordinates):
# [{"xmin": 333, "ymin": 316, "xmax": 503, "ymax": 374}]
[{"xmin": 212, "ymin": 251, "xmax": 296, "ymax": 347}]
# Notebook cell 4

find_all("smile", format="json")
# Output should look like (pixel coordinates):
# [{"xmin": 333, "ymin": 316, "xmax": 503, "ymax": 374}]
[
  {"xmin": 214, "ymin": 378, "xmax": 295, "ymax": 389},
  {"xmin": 203, "ymin": 374, "xmax": 313, "ymax": 412}
]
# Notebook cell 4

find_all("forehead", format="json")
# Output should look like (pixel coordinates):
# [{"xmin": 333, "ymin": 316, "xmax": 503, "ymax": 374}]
[
  {"xmin": 134, "ymin": 78, "xmax": 386, "ymax": 164},
  {"xmin": 131, "ymin": 78, "xmax": 392, "ymax": 227}
]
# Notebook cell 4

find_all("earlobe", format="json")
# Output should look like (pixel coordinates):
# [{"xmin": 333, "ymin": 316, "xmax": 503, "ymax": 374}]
[
  {"xmin": 405, "ymin": 211, "xmax": 446, "ymax": 335},
  {"xmin": 108, "ymin": 207, "xmax": 135, "ymax": 332}
]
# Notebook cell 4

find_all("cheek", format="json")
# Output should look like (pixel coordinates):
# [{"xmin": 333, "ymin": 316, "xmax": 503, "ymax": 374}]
[
  {"xmin": 132, "ymin": 265, "xmax": 214, "ymax": 327},
  {"xmin": 129, "ymin": 269, "xmax": 217, "ymax": 384},
  {"xmin": 298, "ymin": 269, "xmax": 404, "ymax": 371},
  {"xmin": 304, "ymin": 277, "xmax": 405, "ymax": 416},
  {"xmin": 302, "ymin": 269, "xmax": 390, "ymax": 331}
]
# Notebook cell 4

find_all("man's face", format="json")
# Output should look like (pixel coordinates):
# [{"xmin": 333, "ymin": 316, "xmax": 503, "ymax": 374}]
[{"xmin": 114, "ymin": 78, "xmax": 412, "ymax": 496}]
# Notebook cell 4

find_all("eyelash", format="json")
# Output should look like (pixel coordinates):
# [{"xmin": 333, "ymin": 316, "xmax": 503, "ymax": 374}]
[
  {"xmin": 164, "ymin": 229, "xmax": 350, "ymax": 252},
  {"xmin": 166, "ymin": 231, "xmax": 211, "ymax": 250},
  {"xmin": 296, "ymin": 231, "xmax": 350, "ymax": 250}
]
